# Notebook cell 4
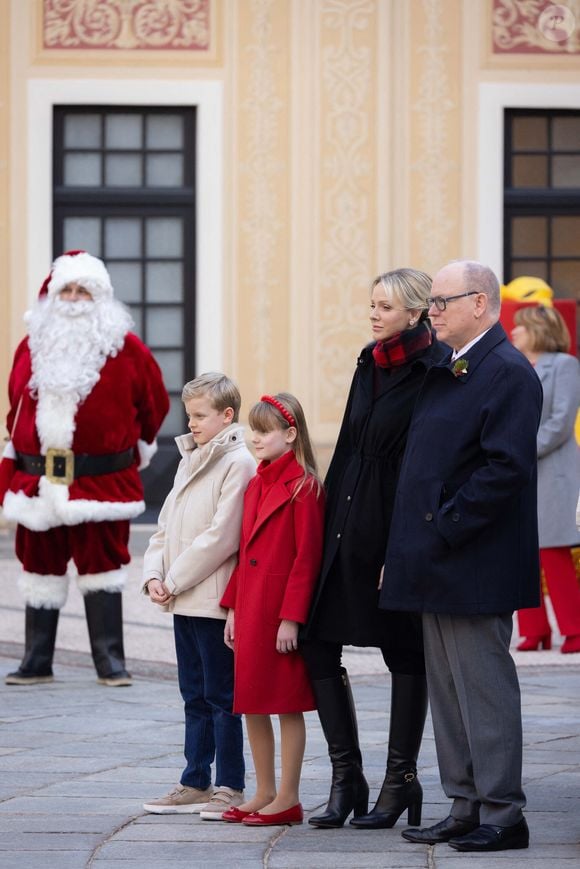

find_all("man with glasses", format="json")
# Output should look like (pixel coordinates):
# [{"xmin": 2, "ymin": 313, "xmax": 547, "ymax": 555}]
[{"xmin": 380, "ymin": 260, "xmax": 542, "ymax": 852}]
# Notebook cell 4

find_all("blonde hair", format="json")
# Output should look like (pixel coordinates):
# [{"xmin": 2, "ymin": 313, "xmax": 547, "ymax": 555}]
[
  {"xmin": 514, "ymin": 306, "xmax": 571, "ymax": 353},
  {"xmin": 248, "ymin": 392, "xmax": 322, "ymax": 499},
  {"xmin": 371, "ymin": 267, "xmax": 432, "ymax": 319},
  {"xmin": 181, "ymin": 372, "xmax": 241, "ymax": 422}
]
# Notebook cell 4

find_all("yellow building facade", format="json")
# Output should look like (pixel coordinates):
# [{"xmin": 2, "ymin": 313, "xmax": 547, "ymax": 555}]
[{"xmin": 1, "ymin": 0, "xmax": 579, "ymax": 487}]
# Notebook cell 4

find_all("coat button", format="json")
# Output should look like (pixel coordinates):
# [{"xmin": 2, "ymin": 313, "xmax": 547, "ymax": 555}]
[
  {"xmin": 425, "ymin": 512, "xmax": 433, "ymax": 522},
  {"xmin": 336, "ymin": 533, "xmax": 341, "ymax": 539},
  {"xmin": 452, "ymin": 513, "xmax": 460, "ymax": 522},
  {"xmin": 250, "ymin": 558, "xmax": 257, "ymax": 566},
  {"xmin": 346, "ymin": 495, "xmax": 351, "ymax": 501}
]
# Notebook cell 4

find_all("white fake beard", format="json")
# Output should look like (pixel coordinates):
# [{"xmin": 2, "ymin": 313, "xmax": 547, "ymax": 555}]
[{"xmin": 27, "ymin": 296, "xmax": 133, "ymax": 452}]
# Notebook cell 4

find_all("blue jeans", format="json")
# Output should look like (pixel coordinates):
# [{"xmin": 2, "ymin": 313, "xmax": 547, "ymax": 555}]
[{"xmin": 173, "ymin": 615, "xmax": 245, "ymax": 791}]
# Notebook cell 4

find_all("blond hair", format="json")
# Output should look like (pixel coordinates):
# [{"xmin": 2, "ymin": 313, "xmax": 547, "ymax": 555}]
[
  {"xmin": 181, "ymin": 372, "xmax": 241, "ymax": 422},
  {"xmin": 514, "ymin": 305, "xmax": 571, "ymax": 353},
  {"xmin": 248, "ymin": 392, "xmax": 322, "ymax": 499},
  {"xmin": 371, "ymin": 268, "xmax": 432, "ymax": 320}
]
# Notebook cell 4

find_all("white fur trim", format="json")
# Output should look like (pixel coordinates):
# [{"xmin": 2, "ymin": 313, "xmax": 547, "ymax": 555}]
[
  {"xmin": 2, "ymin": 441, "xmax": 16, "ymax": 460},
  {"xmin": 18, "ymin": 571, "xmax": 69, "ymax": 609},
  {"xmin": 4, "ymin": 478, "xmax": 145, "ymax": 531},
  {"xmin": 76, "ymin": 568, "xmax": 127, "ymax": 595},
  {"xmin": 137, "ymin": 438, "xmax": 158, "ymax": 471},
  {"xmin": 48, "ymin": 252, "xmax": 113, "ymax": 300}
]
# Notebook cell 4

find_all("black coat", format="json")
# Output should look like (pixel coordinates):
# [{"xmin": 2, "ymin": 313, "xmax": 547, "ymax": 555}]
[
  {"xmin": 305, "ymin": 336, "xmax": 447, "ymax": 647},
  {"xmin": 379, "ymin": 323, "xmax": 542, "ymax": 615}
]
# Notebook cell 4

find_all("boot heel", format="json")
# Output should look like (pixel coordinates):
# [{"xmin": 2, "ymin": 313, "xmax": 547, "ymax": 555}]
[
  {"xmin": 353, "ymin": 793, "xmax": 369, "ymax": 818},
  {"xmin": 407, "ymin": 799, "xmax": 422, "ymax": 827}
]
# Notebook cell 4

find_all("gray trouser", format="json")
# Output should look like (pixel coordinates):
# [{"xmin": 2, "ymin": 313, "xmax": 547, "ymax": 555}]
[{"xmin": 423, "ymin": 612, "xmax": 526, "ymax": 827}]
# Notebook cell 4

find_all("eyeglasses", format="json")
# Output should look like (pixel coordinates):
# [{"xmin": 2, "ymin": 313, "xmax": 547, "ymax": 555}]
[{"xmin": 426, "ymin": 291, "xmax": 479, "ymax": 312}]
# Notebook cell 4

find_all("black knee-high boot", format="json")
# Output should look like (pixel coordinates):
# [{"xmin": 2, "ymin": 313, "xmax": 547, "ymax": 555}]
[
  {"xmin": 5, "ymin": 606, "xmax": 59, "ymax": 685},
  {"xmin": 350, "ymin": 672, "xmax": 427, "ymax": 829},
  {"xmin": 83, "ymin": 591, "xmax": 131, "ymax": 686},
  {"xmin": 308, "ymin": 668, "xmax": 369, "ymax": 828}
]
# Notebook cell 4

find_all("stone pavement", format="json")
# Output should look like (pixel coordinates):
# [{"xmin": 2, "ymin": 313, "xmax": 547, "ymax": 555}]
[{"xmin": 1, "ymin": 525, "xmax": 579, "ymax": 868}]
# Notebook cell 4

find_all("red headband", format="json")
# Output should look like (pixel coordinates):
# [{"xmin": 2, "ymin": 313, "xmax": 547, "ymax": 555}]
[{"xmin": 260, "ymin": 395, "xmax": 296, "ymax": 427}]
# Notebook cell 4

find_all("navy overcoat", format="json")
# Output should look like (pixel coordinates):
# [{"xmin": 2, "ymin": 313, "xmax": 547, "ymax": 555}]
[{"xmin": 379, "ymin": 323, "xmax": 543, "ymax": 615}]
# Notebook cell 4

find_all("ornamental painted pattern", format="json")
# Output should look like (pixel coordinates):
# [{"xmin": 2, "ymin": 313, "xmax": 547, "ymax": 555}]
[
  {"xmin": 317, "ymin": 0, "xmax": 376, "ymax": 418},
  {"xmin": 492, "ymin": 0, "xmax": 580, "ymax": 54},
  {"xmin": 43, "ymin": 0, "xmax": 210, "ymax": 50}
]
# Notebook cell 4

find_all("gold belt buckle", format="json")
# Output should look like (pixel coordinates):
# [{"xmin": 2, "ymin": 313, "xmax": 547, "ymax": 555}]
[{"xmin": 45, "ymin": 448, "xmax": 75, "ymax": 486}]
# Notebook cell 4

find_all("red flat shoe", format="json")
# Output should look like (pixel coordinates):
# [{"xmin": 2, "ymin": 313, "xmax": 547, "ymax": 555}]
[
  {"xmin": 561, "ymin": 635, "xmax": 580, "ymax": 654},
  {"xmin": 242, "ymin": 803, "xmax": 303, "ymax": 826},
  {"xmin": 516, "ymin": 634, "xmax": 551, "ymax": 651},
  {"xmin": 221, "ymin": 806, "xmax": 253, "ymax": 823}
]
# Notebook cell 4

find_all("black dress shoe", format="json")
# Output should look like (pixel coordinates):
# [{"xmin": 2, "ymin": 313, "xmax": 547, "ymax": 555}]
[
  {"xmin": 402, "ymin": 815, "xmax": 479, "ymax": 844},
  {"xmin": 448, "ymin": 817, "xmax": 529, "ymax": 851}
]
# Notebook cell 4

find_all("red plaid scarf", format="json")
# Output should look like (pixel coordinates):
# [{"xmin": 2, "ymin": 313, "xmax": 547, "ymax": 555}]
[{"xmin": 372, "ymin": 321, "xmax": 433, "ymax": 369}]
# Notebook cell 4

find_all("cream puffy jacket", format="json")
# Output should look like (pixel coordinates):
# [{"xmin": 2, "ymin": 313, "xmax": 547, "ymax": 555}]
[{"xmin": 142, "ymin": 423, "xmax": 256, "ymax": 619}]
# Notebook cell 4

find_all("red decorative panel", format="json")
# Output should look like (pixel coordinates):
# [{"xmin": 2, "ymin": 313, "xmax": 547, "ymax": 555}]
[
  {"xmin": 43, "ymin": 0, "xmax": 210, "ymax": 51},
  {"xmin": 492, "ymin": 0, "xmax": 580, "ymax": 54}
]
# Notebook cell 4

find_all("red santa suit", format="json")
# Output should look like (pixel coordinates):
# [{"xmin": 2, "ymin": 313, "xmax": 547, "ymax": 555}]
[{"xmin": 2, "ymin": 251, "xmax": 168, "ymax": 685}]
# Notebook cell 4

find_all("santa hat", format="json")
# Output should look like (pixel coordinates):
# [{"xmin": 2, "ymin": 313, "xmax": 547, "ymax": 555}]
[{"xmin": 41, "ymin": 250, "xmax": 114, "ymax": 300}]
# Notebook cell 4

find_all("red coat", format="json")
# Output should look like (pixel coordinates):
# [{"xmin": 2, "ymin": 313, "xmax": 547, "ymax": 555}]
[
  {"xmin": 1, "ymin": 334, "xmax": 169, "ymax": 531},
  {"xmin": 221, "ymin": 450, "xmax": 325, "ymax": 714}
]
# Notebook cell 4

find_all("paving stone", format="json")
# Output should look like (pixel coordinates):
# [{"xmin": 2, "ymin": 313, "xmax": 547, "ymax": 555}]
[{"xmin": 0, "ymin": 546, "xmax": 579, "ymax": 869}]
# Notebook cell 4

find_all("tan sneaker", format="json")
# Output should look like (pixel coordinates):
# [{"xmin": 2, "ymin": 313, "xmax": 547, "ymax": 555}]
[
  {"xmin": 200, "ymin": 786, "xmax": 244, "ymax": 820},
  {"xmin": 143, "ymin": 784, "xmax": 213, "ymax": 814}
]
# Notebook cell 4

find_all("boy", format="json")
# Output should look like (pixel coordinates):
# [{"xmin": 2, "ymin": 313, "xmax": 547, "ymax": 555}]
[{"xmin": 142, "ymin": 373, "xmax": 256, "ymax": 818}]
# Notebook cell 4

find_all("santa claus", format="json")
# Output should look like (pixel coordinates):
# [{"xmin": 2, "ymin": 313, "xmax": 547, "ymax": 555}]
[{"xmin": 1, "ymin": 250, "xmax": 169, "ymax": 686}]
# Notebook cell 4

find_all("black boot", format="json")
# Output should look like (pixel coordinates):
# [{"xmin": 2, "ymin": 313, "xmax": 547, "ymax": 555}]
[
  {"xmin": 308, "ymin": 668, "xmax": 369, "ymax": 828},
  {"xmin": 5, "ymin": 606, "xmax": 59, "ymax": 685},
  {"xmin": 83, "ymin": 591, "xmax": 131, "ymax": 686},
  {"xmin": 350, "ymin": 672, "xmax": 427, "ymax": 829}
]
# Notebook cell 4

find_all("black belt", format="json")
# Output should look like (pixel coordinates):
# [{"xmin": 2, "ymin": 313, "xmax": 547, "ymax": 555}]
[{"xmin": 16, "ymin": 448, "xmax": 135, "ymax": 484}]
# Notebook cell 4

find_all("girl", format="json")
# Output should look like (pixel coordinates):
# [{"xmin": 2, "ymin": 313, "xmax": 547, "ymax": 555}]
[{"xmin": 220, "ymin": 393, "xmax": 325, "ymax": 826}]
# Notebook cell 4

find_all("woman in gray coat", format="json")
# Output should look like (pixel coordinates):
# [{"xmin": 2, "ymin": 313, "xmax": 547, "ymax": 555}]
[{"xmin": 512, "ymin": 305, "xmax": 580, "ymax": 653}]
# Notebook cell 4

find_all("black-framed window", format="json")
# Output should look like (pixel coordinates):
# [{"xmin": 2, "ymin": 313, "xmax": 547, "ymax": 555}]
[
  {"xmin": 504, "ymin": 109, "xmax": 580, "ymax": 302},
  {"xmin": 53, "ymin": 105, "xmax": 196, "ymax": 508}
]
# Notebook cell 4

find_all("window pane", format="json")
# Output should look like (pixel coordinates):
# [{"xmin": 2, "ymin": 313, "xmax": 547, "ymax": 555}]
[
  {"xmin": 107, "ymin": 262, "xmax": 142, "ymax": 303},
  {"xmin": 153, "ymin": 350, "xmax": 183, "ymax": 391},
  {"xmin": 64, "ymin": 153, "xmax": 101, "ymax": 186},
  {"xmin": 146, "ymin": 154, "xmax": 183, "ymax": 187},
  {"xmin": 510, "ymin": 260, "xmax": 548, "ymax": 280},
  {"xmin": 551, "ymin": 261, "xmax": 580, "ymax": 299},
  {"xmin": 552, "ymin": 155, "xmax": 580, "ymax": 187},
  {"xmin": 146, "ymin": 114, "xmax": 184, "ymax": 149},
  {"xmin": 512, "ymin": 116, "xmax": 547, "ymax": 151},
  {"xmin": 105, "ymin": 154, "xmax": 142, "ymax": 187},
  {"xmin": 160, "ymin": 396, "xmax": 185, "ymax": 436},
  {"xmin": 146, "ymin": 306, "xmax": 183, "ymax": 346},
  {"xmin": 552, "ymin": 217, "xmax": 580, "ymax": 256},
  {"xmin": 128, "ymin": 305, "xmax": 143, "ymax": 337},
  {"xmin": 146, "ymin": 263, "xmax": 183, "ymax": 302},
  {"xmin": 105, "ymin": 114, "xmax": 143, "ymax": 149},
  {"xmin": 64, "ymin": 114, "xmax": 101, "ymax": 148},
  {"xmin": 552, "ymin": 116, "xmax": 580, "ymax": 151},
  {"xmin": 146, "ymin": 217, "xmax": 183, "ymax": 258},
  {"xmin": 63, "ymin": 217, "xmax": 102, "ymax": 255},
  {"xmin": 105, "ymin": 218, "xmax": 142, "ymax": 258},
  {"xmin": 511, "ymin": 217, "xmax": 547, "ymax": 257},
  {"xmin": 512, "ymin": 155, "xmax": 548, "ymax": 187}
]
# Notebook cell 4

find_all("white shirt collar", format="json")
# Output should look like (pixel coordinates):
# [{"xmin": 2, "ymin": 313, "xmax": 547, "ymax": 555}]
[{"xmin": 451, "ymin": 328, "xmax": 492, "ymax": 362}]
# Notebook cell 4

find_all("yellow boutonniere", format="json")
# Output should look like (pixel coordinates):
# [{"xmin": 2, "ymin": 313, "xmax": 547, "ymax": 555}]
[{"xmin": 452, "ymin": 358, "xmax": 469, "ymax": 377}]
